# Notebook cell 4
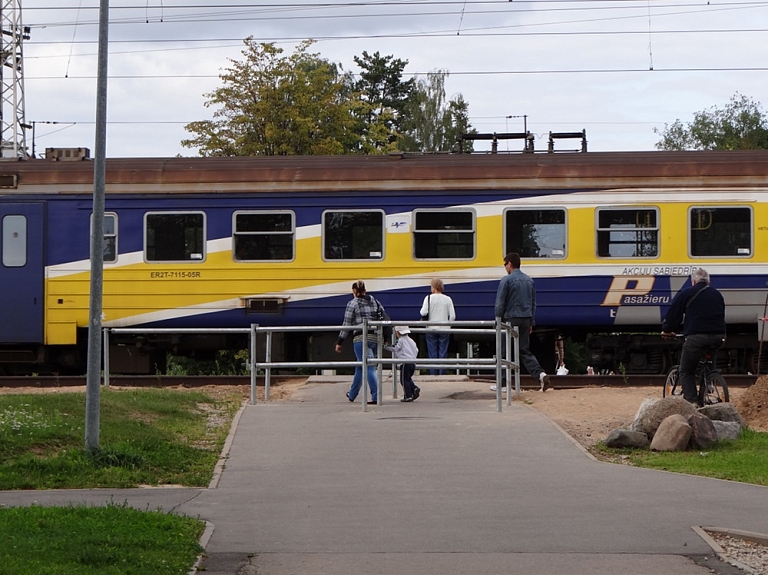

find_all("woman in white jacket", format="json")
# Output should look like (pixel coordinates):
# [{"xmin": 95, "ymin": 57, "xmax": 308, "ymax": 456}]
[{"xmin": 419, "ymin": 278, "xmax": 456, "ymax": 375}]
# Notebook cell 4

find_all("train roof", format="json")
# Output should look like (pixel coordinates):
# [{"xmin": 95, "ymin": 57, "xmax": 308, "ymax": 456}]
[{"xmin": 1, "ymin": 150, "xmax": 767, "ymax": 194}]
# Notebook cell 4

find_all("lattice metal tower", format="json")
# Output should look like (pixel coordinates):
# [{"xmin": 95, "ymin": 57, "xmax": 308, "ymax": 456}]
[{"xmin": 1, "ymin": 0, "xmax": 29, "ymax": 159}]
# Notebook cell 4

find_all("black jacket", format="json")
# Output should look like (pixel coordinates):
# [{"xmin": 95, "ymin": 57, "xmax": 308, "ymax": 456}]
[{"xmin": 661, "ymin": 281, "xmax": 726, "ymax": 336}]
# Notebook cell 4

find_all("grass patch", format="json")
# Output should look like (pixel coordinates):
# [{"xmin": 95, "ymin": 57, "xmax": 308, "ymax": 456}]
[
  {"xmin": 596, "ymin": 428, "xmax": 768, "ymax": 486},
  {"xmin": 0, "ymin": 501, "xmax": 205, "ymax": 575},
  {"xmin": 0, "ymin": 387, "xmax": 243, "ymax": 489}
]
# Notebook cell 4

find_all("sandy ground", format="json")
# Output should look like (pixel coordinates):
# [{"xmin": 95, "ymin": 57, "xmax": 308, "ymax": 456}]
[{"xmin": 2, "ymin": 378, "xmax": 766, "ymax": 452}]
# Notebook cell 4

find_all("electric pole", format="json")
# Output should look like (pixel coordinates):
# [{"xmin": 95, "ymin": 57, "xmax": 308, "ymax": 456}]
[{"xmin": 1, "ymin": 0, "xmax": 29, "ymax": 159}]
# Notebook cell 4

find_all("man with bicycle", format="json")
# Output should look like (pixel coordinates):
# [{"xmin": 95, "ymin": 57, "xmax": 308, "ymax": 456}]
[{"xmin": 661, "ymin": 268, "xmax": 726, "ymax": 406}]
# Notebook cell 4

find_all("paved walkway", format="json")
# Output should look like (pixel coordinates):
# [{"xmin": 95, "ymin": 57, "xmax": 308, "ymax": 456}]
[{"xmin": 2, "ymin": 377, "xmax": 766, "ymax": 575}]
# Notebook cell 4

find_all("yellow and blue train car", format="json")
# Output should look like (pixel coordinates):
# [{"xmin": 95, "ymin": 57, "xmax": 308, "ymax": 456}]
[{"xmin": 1, "ymin": 150, "xmax": 767, "ymax": 374}]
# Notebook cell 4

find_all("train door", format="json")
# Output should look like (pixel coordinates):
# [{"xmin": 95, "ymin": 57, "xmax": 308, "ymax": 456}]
[{"xmin": 0, "ymin": 203, "xmax": 44, "ymax": 343}]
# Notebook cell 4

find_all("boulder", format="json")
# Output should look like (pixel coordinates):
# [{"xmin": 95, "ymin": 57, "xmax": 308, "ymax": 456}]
[
  {"xmin": 711, "ymin": 420, "xmax": 743, "ymax": 442},
  {"xmin": 698, "ymin": 403, "xmax": 746, "ymax": 428},
  {"xmin": 604, "ymin": 429, "xmax": 649, "ymax": 449},
  {"xmin": 631, "ymin": 396, "xmax": 698, "ymax": 439},
  {"xmin": 650, "ymin": 414, "xmax": 692, "ymax": 451},
  {"xmin": 686, "ymin": 412, "xmax": 718, "ymax": 449}
]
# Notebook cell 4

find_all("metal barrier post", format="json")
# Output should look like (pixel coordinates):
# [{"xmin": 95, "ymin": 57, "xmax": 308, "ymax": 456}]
[
  {"xmin": 103, "ymin": 328, "xmax": 110, "ymax": 388},
  {"xmin": 250, "ymin": 324, "xmax": 257, "ymax": 405},
  {"xmin": 361, "ymin": 318, "xmax": 369, "ymax": 412},
  {"xmin": 265, "ymin": 330, "xmax": 272, "ymax": 401},
  {"xmin": 513, "ymin": 326, "xmax": 521, "ymax": 397},
  {"xmin": 505, "ymin": 324, "xmax": 513, "ymax": 406},
  {"xmin": 495, "ymin": 317, "xmax": 503, "ymax": 413}
]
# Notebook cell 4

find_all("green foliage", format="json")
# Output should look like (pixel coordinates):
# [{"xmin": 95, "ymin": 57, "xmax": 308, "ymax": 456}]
[
  {"xmin": 0, "ymin": 388, "xmax": 242, "ymax": 489},
  {"xmin": 597, "ymin": 427, "xmax": 768, "ymax": 486},
  {"xmin": 165, "ymin": 349, "xmax": 250, "ymax": 375},
  {"xmin": 0, "ymin": 502, "xmax": 204, "ymax": 575},
  {"xmin": 399, "ymin": 70, "xmax": 475, "ymax": 152},
  {"xmin": 182, "ymin": 39, "xmax": 360, "ymax": 156},
  {"xmin": 655, "ymin": 93, "xmax": 768, "ymax": 150},
  {"xmin": 352, "ymin": 50, "xmax": 416, "ymax": 153},
  {"xmin": 182, "ymin": 40, "xmax": 473, "ymax": 156}
]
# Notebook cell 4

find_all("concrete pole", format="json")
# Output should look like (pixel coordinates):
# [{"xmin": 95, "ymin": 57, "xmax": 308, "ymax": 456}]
[{"xmin": 84, "ymin": 0, "xmax": 109, "ymax": 453}]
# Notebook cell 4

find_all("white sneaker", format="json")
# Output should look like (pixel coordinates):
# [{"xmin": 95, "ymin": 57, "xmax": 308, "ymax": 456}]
[
  {"xmin": 490, "ymin": 385, "xmax": 507, "ymax": 392},
  {"xmin": 539, "ymin": 372, "xmax": 552, "ymax": 391},
  {"xmin": 490, "ymin": 385, "xmax": 497, "ymax": 391}
]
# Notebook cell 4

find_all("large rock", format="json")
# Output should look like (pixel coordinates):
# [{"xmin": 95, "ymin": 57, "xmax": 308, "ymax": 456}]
[
  {"xmin": 698, "ymin": 403, "xmax": 746, "ymax": 428},
  {"xmin": 712, "ymin": 420, "xmax": 743, "ymax": 442},
  {"xmin": 650, "ymin": 414, "xmax": 692, "ymax": 451},
  {"xmin": 604, "ymin": 429, "xmax": 649, "ymax": 449},
  {"xmin": 631, "ymin": 396, "xmax": 698, "ymax": 439},
  {"xmin": 687, "ymin": 412, "xmax": 718, "ymax": 449}
]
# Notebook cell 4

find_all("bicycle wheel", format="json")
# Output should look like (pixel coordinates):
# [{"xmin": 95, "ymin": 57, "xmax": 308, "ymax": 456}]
[
  {"xmin": 663, "ymin": 366, "xmax": 682, "ymax": 398},
  {"xmin": 700, "ymin": 372, "xmax": 729, "ymax": 405}
]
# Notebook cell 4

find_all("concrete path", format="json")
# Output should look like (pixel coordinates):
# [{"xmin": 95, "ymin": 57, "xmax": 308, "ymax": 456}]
[{"xmin": 2, "ymin": 377, "xmax": 765, "ymax": 575}]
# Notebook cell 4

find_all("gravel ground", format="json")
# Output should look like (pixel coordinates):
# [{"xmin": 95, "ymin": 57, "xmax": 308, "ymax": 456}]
[{"xmin": 706, "ymin": 531, "xmax": 768, "ymax": 575}]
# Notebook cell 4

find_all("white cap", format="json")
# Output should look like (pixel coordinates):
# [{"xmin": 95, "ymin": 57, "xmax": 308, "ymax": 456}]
[{"xmin": 395, "ymin": 326, "xmax": 411, "ymax": 334}]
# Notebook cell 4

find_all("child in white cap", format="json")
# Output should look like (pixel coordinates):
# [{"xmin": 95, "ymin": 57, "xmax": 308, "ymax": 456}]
[{"xmin": 387, "ymin": 326, "xmax": 420, "ymax": 402}]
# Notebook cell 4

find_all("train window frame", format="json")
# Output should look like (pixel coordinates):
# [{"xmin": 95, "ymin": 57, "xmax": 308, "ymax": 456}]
[
  {"xmin": 144, "ymin": 211, "xmax": 206, "ymax": 263},
  {"xmin": 412, "ymin": 208, "xmax": 476, "ymax": 261},
  {"xmin": 595, "ymin": 206, "xmax": 659, "ymax": 259},
  {"xmin": 90, "ymin": 212, "xmax": 118, "ymax": 264},
  {"xmin": 2, "ymin": 214, "xmax": 27, "ymax": 267},
  {"xmin": 322, "ymin": 209, "xmax": 385, "ymax": 261},
  {"xmin": 688, "ymin": 205, "xmax": 753, "ymax": 258},
  {"xmin": 232, "ymin": 210, "xmax": 295, "ymax": 262},
  {"xmin": 503, "ymin": 207, "xmax": 566, "ymax": 259}
]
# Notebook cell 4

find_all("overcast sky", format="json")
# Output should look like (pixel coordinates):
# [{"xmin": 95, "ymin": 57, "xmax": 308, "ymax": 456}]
[{"xmin": 16, "ymin": 0, "xmax": 768, "ymax": 158}]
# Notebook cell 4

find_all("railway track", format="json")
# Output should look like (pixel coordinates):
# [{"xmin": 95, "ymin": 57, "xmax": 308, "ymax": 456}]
[{"xmin": 0, "ymin": 373, "xmax": 759, "ymax": 390}]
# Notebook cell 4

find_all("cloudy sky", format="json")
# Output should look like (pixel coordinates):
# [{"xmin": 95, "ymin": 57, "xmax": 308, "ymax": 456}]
[{"xmin": 16, "ymin": 0, "xmax": 768, "ymax": 157}]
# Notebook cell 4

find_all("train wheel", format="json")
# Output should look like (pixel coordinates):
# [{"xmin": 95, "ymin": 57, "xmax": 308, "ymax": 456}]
[
  {"xmin": 663, "ymin": 366, "xmax": 681, "ymax": 398},
  {"xmin": 700, "ymin": 372, "xmax": 729, "ymax": 405}
]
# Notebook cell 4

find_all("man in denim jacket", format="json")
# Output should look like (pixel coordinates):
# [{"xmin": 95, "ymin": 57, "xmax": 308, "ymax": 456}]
[{"xmin": 493, "ymin": 252, "xmax": 551, "ymax": 392}]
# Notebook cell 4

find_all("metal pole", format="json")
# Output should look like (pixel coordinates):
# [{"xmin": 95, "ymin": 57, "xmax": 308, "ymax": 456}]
[
  {"xmin": 265, "ymin": 330, "xmax": 272, "ymax": 401},
  {"xmin": 362, "ymin": 318, "xmax": 369, "ymax": 412},
  {"xmin": 495, "ymin": 317, "xmax": 502, "ymax": 413},
  {"xmin": 102, "ymin": 328, "xmax": 109, "ymax": 388},
  {"xmin": 513, "ymin": 326, "xmax": 521, "ymax": 397},
  {"xmin": 84, "ymin": 0, "xmax": 109, "ymax": 453},
  {"xmin": 249, "ymin": 324, "xmax": 257, "ymax": 405}
]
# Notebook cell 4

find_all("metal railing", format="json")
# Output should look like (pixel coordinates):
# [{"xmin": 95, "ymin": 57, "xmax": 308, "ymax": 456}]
[{"xmin": 104, "ymin": 319, "xmax": 521, "ymax": 412}]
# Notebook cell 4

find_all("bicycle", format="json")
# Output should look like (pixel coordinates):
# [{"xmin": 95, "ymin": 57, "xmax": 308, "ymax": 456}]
[{"xmin": 663, "ymin": 338, "xmax": 729, "ymax": 405}]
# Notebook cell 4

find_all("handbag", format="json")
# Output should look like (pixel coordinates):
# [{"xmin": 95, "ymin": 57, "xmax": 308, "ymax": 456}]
[
  {"xmin": 421, "ymin": 294, "xmax": 431, "ymax": 321},
  {"xmin": 375, "ymin": 298, "xmax": 393, "ymax": 341}
]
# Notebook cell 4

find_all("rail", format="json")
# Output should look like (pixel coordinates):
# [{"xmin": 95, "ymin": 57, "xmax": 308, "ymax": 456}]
[{"xmin": 104, "ymin": 319, "xmax": 521, "ymax": 412}]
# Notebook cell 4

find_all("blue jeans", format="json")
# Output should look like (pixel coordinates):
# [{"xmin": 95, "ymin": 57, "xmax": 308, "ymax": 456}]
[
  {"xmin": 679, "ymin": 333, "xmax": 725, "ymax": 404},
  {"xmin": 349, "ymin": 340, "xmax": 378, "ymax": 401},
  {"xmin": 426, "ymin": 332, "xmax": 450, "ymax": 375}
]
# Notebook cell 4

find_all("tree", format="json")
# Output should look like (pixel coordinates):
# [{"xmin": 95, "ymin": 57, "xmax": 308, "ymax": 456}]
[
  {"xmin": 352, "ymin": 51, "xmax": 416, "ymax": 153},
  {"xmin": 399, "ymin": 70, "xmax": 475, "ymax": 153},
  {"xmin": 182, "ymin": 39, "xmax": 360, "ymax": 156},
  {"xmin": 655, "ymin": 93, "xmax": 768, "ymax": 151}
]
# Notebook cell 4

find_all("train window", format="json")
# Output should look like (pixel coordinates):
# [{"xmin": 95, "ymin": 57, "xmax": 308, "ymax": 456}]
[
  {"xmin": 322, "ymin": 210, "xmax": 384, "ymax": 260},
  {"xmin": 596, "ymin": 208, "xmax": 658, "ymax": 258},
  {"xmin": 145, "ymin": 212, "xmax": 205, "ymax": 262},
  {"xmin": 233, "ymin": 211, "xmax": 294, "ymax": 262},
  {"xmin": 504, "ymin": 209, "xmax": 565, "ymax": 258},
  {"xmin": 2, "ymin": 215, "xmax": 26, "ymax": 267},
  {"xmin": 690, "ymin": 206, "xmax": 752, "ymax": 257},
  {"xmin": 413, "ymin": 209, "xmax": 475, "ymax": 259},
  {"xmin": 91, "ymin": 212, "xmax": 117, "ymax": 263}
]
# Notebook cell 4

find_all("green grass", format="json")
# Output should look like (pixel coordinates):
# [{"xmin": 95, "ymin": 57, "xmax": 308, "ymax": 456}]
[
  {"xmin": 0, "ymin": 387, "xmax": 242, "ymax": 489},
  {"xmin": 596, "ymin": 427, "xmax": 768, "ymax": 486},
  {"xmin": 0, "ymin": 502, "xmax": 205, "ymax": 575},
  {"xmin": 0, "ymin": 387, "xmax": 243, "ymax": 574}
]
